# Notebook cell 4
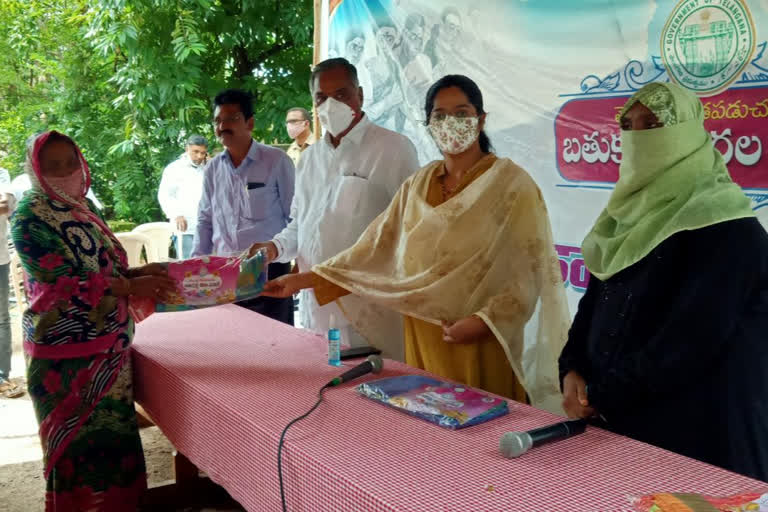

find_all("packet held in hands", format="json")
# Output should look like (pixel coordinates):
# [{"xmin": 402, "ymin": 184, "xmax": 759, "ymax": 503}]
[
  {"xmin": 129, "ymin": 250, "xmax": 266, "ymax": 321},
  {"xmin": 157, "ymin": 252, "xmax": 266, "ymax": 312}
]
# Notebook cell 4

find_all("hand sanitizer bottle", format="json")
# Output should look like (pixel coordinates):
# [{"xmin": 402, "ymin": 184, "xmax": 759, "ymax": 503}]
[{"xmin": 328, "ymin": 314, "xmax": 342, "ymax": 367}]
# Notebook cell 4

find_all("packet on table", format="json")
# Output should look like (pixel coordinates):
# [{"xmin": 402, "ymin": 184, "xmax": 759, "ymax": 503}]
[
  {"xmin": 631, "ymin": 492, "xmax": 768, "ymax": 512},
  {"xmin": 357, "ymin": 375, "xmax": 509, "ymax": 430}
]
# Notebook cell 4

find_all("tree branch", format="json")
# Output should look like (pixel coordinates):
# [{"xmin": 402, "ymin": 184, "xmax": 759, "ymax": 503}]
[
  {"xmin": 234, "ymin": 39, "xmax": 294, "ymax": 82},
  {"xmin": 231, "ymin": 0, "xmax": 295, "ymax": 91},
  {"xmin": 252, "ymin": 39, "xmax": 294, "ymax": 68},
  {"xmin": 233, "ymin": 44, "xmax": 254, "ymax": 82}
]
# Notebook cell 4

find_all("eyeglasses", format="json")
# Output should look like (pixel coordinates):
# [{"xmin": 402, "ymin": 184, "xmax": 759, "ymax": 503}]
[
  {"xmin": 347, "ymin": 41, "xmax": 364, "ymax": 53},
  {"xmin": 286, "ymin": 119, "xmax": 307, "ymax": 125},
  {"xmin": 213, "ymin": 114, "xmax": 244, "ymax": 126},
  {"xmin": 405, "ymin": 30, "xmax": 423, "ymax": 43},
  {"xmin": 444, "ymin": 22, "xmax": 461, "ymax": 36},
  {"xmin": 429, "ymin": 111, "xmax": 475, "ymax": 123},
  {"xmin": 378, "ymin": 32, "xmax": 396, "ymax": 45}
]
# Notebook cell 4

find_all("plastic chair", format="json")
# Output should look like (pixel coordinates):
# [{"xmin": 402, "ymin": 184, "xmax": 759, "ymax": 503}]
[
  {"xmin": 114, "ymin": 232, "xmax": 151, "ymax": 267},
  {"xmin": 132, "ymin": 222, "xmax": 174, "ymax": 263}
]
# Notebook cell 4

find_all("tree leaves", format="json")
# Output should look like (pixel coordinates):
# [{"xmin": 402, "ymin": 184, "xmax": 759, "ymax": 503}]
[{"xmin": 0, "ymin": 0, "xmax": 313, "ymax": 223}]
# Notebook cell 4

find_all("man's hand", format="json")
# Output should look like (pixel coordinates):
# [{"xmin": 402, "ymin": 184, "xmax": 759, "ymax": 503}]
[
  {"xmin": 248, "ymin": 241, "xmax": 278, "ymax": 263},
  {"xmin": 261, "ymin": 272, "xmax": 313, "ymax": 298},
  {"xmin": 562, "ymin": 371, "xmax": 596, "ymax": 419},
  {"xmin": 175, "ymin": 216, "xmax": 188, "ymax": 232},
  {"xmin": 442, "ymin": 315, "xmax": 491, "ymax": 344}
]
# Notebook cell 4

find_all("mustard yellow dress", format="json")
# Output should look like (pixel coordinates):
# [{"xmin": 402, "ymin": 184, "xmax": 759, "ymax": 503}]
[{"xmin": 313, "ymin": 154, "xmax": 527, "ymax": 402}]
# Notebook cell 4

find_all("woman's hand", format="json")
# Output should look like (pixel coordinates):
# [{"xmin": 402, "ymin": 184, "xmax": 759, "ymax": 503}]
[
  {"xmin": 261, "ymin": 272, "xmax": 313, "ymax": 298},
  {"xmin": 562, "ymin": 370, "xmax": 596, "ymax": 419},
  {"xmin": 442, "ymin": 315, "xmax": 491, "ymax": 344},
  {"xmin": 130, "ymin": 263, "xmax": 169, "ymax": 278},
  {"xmin": 128, "ymin": 275, "xmax": 177, "ymax": 302}
]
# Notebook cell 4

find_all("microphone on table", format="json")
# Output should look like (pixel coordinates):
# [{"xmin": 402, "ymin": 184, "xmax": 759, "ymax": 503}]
[
  {"xmin": 499, "ymin": 418, "xmax": 587, "ymax": 458},
  {"xmin": 326, "ymin": 355, "xmax": 383, "ymax": 387}
]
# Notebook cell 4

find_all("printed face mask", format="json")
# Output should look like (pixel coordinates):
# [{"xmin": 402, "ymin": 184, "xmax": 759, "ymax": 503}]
[
  {"xmin": 45, "ymin": 167, "xmax": 84, "ymax": 200},
  {"xmin": 428, "ymin": 115, "xmax": 479, "ymax": 155}
]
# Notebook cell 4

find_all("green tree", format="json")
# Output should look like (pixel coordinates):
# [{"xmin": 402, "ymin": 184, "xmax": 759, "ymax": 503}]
[
  {"xmin": 0, "ymin": 0, "xmax": 129, "ymax": 215},
  {"xmin": 87, "ymin": 0, "xmax": 313, "ymax": 221},
  {"xmin": 0, "ymin": 0, "xmax": 313, "ymax": 223}
]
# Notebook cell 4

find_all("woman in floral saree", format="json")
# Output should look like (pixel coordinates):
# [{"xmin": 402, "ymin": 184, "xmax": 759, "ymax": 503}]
[{"xmin": 11, "ymin": 131, "xmax": 175, "ymax": 511}]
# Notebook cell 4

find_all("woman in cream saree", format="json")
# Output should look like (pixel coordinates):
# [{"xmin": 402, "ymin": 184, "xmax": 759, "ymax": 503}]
[{"xmin": 266, "ymin": 75, "xmax": 570, "ymax": 412}]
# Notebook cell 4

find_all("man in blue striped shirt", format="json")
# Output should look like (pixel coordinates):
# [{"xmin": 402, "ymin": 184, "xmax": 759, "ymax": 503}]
[{"xmin": 193, "ymin": 89, "xmax": 295, "ymax": 325}]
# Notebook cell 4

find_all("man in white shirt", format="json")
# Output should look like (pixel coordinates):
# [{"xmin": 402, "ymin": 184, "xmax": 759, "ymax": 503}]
[
  {"xmin": 249, "ymin": 57, "xmax": 419, "ymax": 356},
  {"xmin": 0, "ymin": 168, "xmax": 19, "ymax": 397},
  {"xmin": 158, "ymin": 135, "xmax": 208, "ymax": 259}
]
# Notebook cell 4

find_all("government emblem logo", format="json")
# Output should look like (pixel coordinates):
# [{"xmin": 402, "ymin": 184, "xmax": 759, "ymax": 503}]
[{"xmin": 661, "ymin": 0, "xmax": 756, "ymax": 96}]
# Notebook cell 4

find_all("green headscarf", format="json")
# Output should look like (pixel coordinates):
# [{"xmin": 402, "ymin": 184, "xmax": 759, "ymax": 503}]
[{"xmin": 581, "ymin": 82, "xmax": 754, "ymax": 281}]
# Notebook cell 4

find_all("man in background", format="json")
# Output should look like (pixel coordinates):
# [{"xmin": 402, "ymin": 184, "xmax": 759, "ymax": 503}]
[
  {"xmin": 0, "ymin": 167, "xmax": 20, "ymax": 398},
  {"xmin": 194, "ymin": 89, "xmax": 295, "ymax": 325},
  {"xmin": 158, "ymin": 135, "xmax": 208, "ymax": 259},
  {"xmin": 285, "ymin": 107, "xmax": 314, "ymax": 167}
]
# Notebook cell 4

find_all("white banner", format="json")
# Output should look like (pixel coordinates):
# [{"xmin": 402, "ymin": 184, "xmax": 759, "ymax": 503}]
[{"xmin": 326, "ymin": 0, "xmax": 768, "ymax": 313}]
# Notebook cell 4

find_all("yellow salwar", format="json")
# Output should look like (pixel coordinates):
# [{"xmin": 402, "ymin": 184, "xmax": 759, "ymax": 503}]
[
  {"xmin": 314, "ymin": 154, "xmax": 526, "ymax": 401},
  {"xmin": 311, "ymin": 155, "xmax": 569, "ymax": 413},
  {"xmin": 403, "ymin": 314, "xmax": 526, "ymax": 402}
]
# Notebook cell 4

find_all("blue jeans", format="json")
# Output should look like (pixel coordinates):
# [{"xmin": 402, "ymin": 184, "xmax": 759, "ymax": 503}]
[
  {"xmin": 0, "ymin": 264, "xmax": 11, "ymax": 381},
  {"xmin": 177, "ymin": 233, "xmax": 194, "ymax": 260}
]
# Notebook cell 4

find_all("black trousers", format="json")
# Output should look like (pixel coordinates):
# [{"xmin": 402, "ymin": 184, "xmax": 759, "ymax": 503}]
[{"xmin": 237, "ymin": 261, "xmax": 294, "ymax": 326}]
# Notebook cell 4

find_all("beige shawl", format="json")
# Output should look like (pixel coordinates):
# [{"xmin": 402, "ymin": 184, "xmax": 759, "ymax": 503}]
[{"xmin": 315, "ymin": 157, "xmax": 570, "ymax": 413}]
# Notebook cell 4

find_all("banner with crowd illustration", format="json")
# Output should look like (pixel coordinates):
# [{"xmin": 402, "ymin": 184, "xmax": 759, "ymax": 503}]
[{"xmin": 323, "ymin": 0, "xmax": 768, "ymax": 312}]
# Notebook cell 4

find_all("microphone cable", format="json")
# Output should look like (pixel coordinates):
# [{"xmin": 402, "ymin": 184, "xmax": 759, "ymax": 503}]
[{"xmin": 277, "ymin": 383, "xmax": 331, "ymax": 512}]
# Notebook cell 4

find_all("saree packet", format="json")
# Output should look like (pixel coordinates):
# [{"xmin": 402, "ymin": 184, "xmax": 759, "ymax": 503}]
[
  {"xmin": 631, "ymin": 491, "xmax": 768, "ymax": 512},
  {"xmin": 356, "ymin": 375, "xmax": 508, "ymax": 430},
  {"xmin": 130, "ymin": 250, "xmax": 266, "ymax": 321}
]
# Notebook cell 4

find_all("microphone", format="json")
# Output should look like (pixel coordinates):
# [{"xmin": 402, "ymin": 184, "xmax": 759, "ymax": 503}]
[
  {"xmin": 499, "ymin": 419, "xmax": 587, "ymax": 458},
  {"xmin": 326, "ymin": 355, "xmax": 383, "ymax": 387}
]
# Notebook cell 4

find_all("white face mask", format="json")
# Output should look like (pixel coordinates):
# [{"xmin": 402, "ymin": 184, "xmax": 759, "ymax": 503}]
[
  {"xmin": 316, "ymin": 97, "xmax": 356, "ymax": 137},
  {"xmin": 428, "ymin": 115, "xmax": 480, "ymax": 155}
]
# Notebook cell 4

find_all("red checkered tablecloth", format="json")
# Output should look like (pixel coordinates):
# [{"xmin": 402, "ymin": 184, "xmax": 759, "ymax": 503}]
[{"xmin": 132, "ymin": 305, "xmax": 767, "ymax": 512}]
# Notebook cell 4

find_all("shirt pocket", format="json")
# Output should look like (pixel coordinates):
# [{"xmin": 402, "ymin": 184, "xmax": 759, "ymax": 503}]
[
  {"xmin": 244, "ymin": 185, "xmax": 274, "ymax": 220},
  {"xmin": 330, "ymin": 175, "xmax": 369, "ymax": 217}
]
